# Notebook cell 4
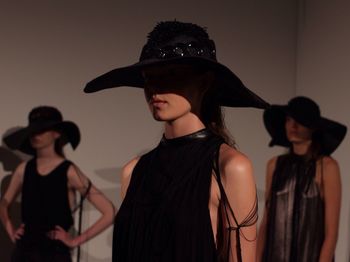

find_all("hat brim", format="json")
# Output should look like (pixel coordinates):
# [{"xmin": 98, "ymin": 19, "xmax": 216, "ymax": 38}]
[
  {"xmin": 84, "ymin": 56, "xmax": 269, "ymax": 109},
  {"xmin": 263, "ymin": 105, "xmax": 347, "ymax": 155},
  {"xmin": 3, "ymin": 121, "xmax": 80, "ymax": 155}
]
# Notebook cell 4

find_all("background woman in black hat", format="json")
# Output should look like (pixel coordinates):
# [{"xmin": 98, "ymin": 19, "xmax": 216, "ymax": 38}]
[
  {"xmin": 257, "ymin": 96, "xmax": 347, "ymax": 262},
  {"xmin": 85, "ymin": 21, "xmax": 269, "ymax": 262},
  {"xmin": 0, "ymin": 106, "xmax": 115, "ymax": 262}
]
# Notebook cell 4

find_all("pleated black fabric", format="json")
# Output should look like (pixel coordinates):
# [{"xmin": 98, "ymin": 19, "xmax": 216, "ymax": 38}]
[
  {"xmin": 263, "ymin": 154, "xmax": 325, "ymax": 262},
  {"xmin": 113, "ymin": 129, "xmax": 225, "ymax": 262}
]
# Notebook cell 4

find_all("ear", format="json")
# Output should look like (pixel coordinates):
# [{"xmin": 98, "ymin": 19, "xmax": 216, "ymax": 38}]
[{"xmin": 52, "ymin": 131, "xmax": 61, "ymax": 140}]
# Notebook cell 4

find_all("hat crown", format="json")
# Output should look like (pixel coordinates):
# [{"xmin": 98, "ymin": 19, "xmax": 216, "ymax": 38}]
[
  {"xmin": 140, "ymin": 21, "xmax": 217, "ymax": 62},
  {"xmin": 29, "ymin": 106, "xmax": 63, "ymax": 124},
  {"xmin": 287, "ymin": 96, "xmax": 321, "ymax": 126}
]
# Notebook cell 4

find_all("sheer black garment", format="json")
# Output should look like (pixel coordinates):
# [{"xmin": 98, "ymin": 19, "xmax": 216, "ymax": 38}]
[
  {"xmin": 263, "ymin": 154, "xmax": 325, "ymax": 262},
  {"xmin": 113, "ymin": 129, "xmax": 257, "ymax": 262}
]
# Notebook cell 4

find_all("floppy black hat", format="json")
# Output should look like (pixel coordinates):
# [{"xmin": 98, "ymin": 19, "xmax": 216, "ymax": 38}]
[
  {"xmin": 84, "ymin": 21, "xmax": 269, "ymax": 109},
  {"xmin": 263, "ymin": 96, "xmax": 347, "ymax": 155},
  {"xmin": 4, "ymin": 106, "xmax": 80, "ymax": 155}
]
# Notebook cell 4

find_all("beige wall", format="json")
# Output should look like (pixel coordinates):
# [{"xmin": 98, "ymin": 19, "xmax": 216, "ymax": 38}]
[
  {"xmin": 0, "ymin": 1, "xmax": 297, "ymax": 261},
  {"xmin": 296, "ymin": 0, "xmax": 350, "ymax": 260}
]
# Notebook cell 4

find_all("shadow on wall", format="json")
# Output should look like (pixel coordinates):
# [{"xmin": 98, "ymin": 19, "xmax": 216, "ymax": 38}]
[
  {"xmin": 95, "ymin": 167, "xmax": 122, "ymax": 208},
  {"xmin": 74, "ymin": 230, "xmax": 114, "ymax": 262},
  {"xmin": 76, "ymin": 167, "xmax": 122, "ymax": 261},
  {"xmin": 77, "ymin": 149, "xmax": 150, "ymax": 261},
  {"xmin": 93, "ymin": 147, "xmax": 151, "ymax": 209},
  {"xmin": 0, "ymin": 145, "xmax": 28, "ymax": 261}
]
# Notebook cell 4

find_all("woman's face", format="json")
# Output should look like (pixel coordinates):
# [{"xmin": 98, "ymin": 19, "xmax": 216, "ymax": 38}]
[
  {"xmin": 285, "ymin": 116, "xmax": 313, "ymax": 143},
  {"xmin": 142, "ymin": 64, "xmax": 209, "ymax": 122},
  {"xmin": 30, "ymin": 130, "xmax": 60, "ymax": 150}
]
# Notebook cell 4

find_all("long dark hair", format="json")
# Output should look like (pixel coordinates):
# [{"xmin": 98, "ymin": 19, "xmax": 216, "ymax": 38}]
[
  {"xmin": 199, "ymin": 71, "xmax": 235, "ymax": 146},
  {"xmin": 54, "ymin": 135, "xmax": 66, "ymax": 157},
  {"xmin": 309, "ymin": 132, "xmax": 322, "ymax": 160}
]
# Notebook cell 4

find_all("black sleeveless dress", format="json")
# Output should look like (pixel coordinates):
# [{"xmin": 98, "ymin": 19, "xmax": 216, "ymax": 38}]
[
  {"xmin": 113, "ymin": 129, "xmax": 257, "ymax": 262},
  {"xmin": 12, "ymin": 158, "xmax": 73, "ymax": 262},
  {"xmin": 263, "ymin": 154, "xmax": 326, "ymax": 262}
]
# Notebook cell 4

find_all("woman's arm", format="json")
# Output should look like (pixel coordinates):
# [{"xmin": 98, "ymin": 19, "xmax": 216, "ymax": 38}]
[
  {"xmin": 219, "ymin": 144, "xmax": 257, "ymax": 262},
  {"xmin": 319, "ymin": 157, "xmax": 341, "ymax": 262},
  {"xmin": 256, "ymin": 157, "xmax": 277, "ymax": 262},
  {"xmin": 52, "ymin": 165, "xmax": 115, "ymax": 247},
  {"xmin": 0, "ymin": 162, "xmax": 26, "ymax": 242}
]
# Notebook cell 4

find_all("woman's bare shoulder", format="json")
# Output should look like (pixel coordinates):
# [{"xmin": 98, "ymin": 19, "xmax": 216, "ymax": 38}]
[
  {"xmin": 121, "ymin": 157, "xmax": 140, "ymax": 180},
  {"xmin": 13, "ymin": 161, "xmax": 29, "ymax": 178},
  {"xmin": 267, "ymin": 156, "xmax": 278, "ymax": 169},
  {"xmin": 120, "ymin": 156, "xmax": 141, "ymax": 199},
  {"xmin": 319, "ymin": 156, "xmax": 340, "ymax": 180},
  {"xmin": 218, "ymin": 144, "xmax": 257, "ymax": 225},
  {"xmin": 321, "ymin": 156, "xmax": 339, "ymax": 167},
  {"xmin": 218, "ymin": 144, "xmax": 254, "ymax": 185}
]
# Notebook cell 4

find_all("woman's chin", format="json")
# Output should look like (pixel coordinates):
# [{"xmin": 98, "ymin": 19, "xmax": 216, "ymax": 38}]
[{"xmin": 152, "ymin": 114, "xmax": 170, "ymax": 122}]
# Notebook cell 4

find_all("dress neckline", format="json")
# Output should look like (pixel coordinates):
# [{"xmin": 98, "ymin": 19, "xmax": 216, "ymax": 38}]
[
  {"xmin": 34, "ymin": 158, "xmax": 67, "ymax": 177},
  {"xmin": 160, "ymin": 128, "xmax": 211, "ymax": 146},
  {"xmin": 289, "ymin": 151, "xmax": 315, "ymax": 163}
]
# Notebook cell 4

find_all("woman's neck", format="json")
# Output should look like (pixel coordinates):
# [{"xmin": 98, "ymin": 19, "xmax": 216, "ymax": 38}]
[
  {"xmin": 164, "ymin": 112, "xmax": 205, "ymax": 139},
  {"xmin": 292, "ymin": 140, "xmax": 312, "ymax": 155},
  {"xmin": 36, "ymin": 145, "xmax": 60, "ymax": 159}
]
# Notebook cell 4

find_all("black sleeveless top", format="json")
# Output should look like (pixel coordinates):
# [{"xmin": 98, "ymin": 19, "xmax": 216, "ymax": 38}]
[
  {"xmin": 21, "ymin": 158, "xmax": 74, "ymax": 232},
  {"xmin": 113, "ymin": 129, "xmax": 257, "ymax": 262},
  {"xmin": 263, "ymin": 154, "xmax": 325, "ymax": 262}
]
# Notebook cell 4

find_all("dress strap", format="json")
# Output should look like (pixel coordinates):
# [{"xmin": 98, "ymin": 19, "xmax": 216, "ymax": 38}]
[
  {"xmin": 70, "ymin": 163, "xmax": 92, "ymax": 262},
  {"xmin": 213, "ymin": 145, "xmax": 258, "ymax": 262}
]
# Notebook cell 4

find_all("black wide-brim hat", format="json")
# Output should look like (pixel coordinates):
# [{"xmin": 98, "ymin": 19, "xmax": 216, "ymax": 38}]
[
  {"xmin": 4, "ymin": 106, "xmax": 80, "ymax": 155},
  {"xmin": 263, "ymin": 96, "xmax": 347, "ymax": 155},
  {"xmin": 84, "ymin": 21, "xmax": 269, "ymax": 109}
]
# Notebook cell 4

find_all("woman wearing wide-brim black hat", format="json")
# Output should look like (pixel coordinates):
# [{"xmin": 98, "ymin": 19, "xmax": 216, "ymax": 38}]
[
  {"xmin": 257, "ymin": 96, "xmax": 347, "ymax": 262},
  {"xmin": 0, "ymin": 106, "xmax": 115, "ymax": 262},
  {"xmin": 4, "ymin": 106, "xmax": 81, "ymax": 156},
  {"xmin": 85, "ymin": 20, "xmax": 269, "ymax": 262}
]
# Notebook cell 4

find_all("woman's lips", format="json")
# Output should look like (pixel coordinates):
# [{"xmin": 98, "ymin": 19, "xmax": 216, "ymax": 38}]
[{"xmin": 151, "ymin": 99, "xmax": 167, "ymax": 108}]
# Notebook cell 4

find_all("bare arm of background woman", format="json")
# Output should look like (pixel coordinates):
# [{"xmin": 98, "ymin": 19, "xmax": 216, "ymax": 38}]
[
  {"xmin": 50, "ymin": 165, "xmax": 115, "ymax": 247},
  {"xmin": 319, "ymin": 157, "xmax": 341, "ymax": 262},
  {"xmin": 0, "ymin": 162, "xmax": 26, "ymax": 243}
]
